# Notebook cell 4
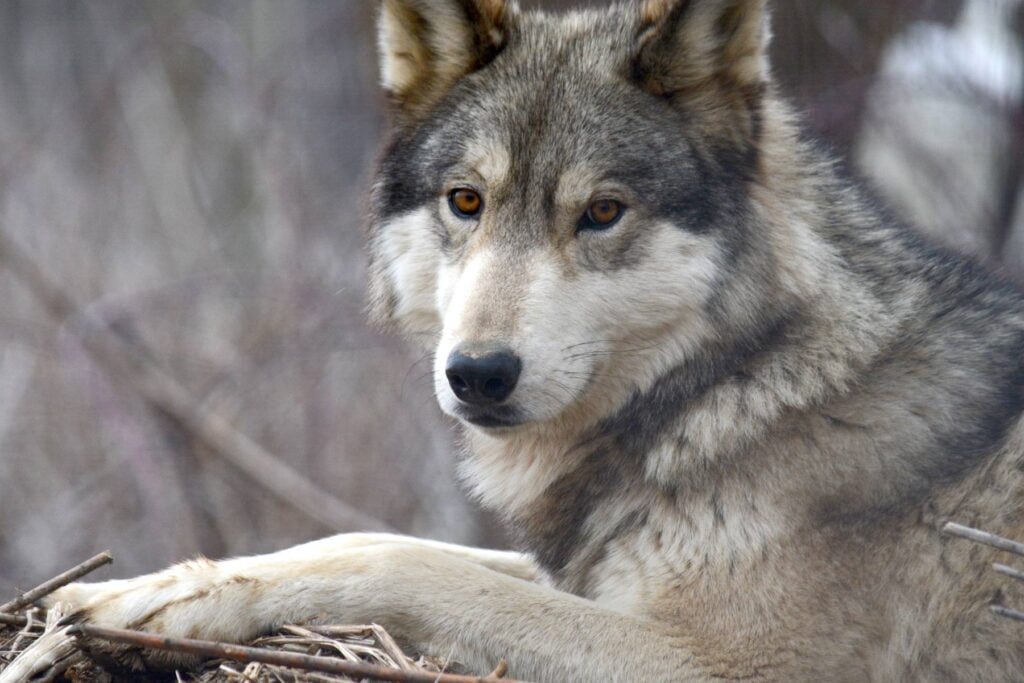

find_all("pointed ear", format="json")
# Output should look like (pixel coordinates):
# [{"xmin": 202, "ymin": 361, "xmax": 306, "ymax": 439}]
[
  {"xmin": 378, "ymin": 0, "xmax": 512, "ymax": 121},
  {"xmin": 634, "ymin": 0, "xmax": 770, "ymax": 148}
]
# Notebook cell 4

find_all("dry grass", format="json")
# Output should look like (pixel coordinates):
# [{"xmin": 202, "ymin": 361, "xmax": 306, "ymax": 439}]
[
  {"xmin": 192, "ymin": 624, "xmax": 461, "ymax": 682},
  {"xmin": 0, "ymin": 615, "xmax": 472, "ymax": 682}
]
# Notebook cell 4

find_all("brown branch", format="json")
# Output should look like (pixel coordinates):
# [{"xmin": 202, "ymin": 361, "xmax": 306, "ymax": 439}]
[
  {"xmin": 370, "ymin": 624, "xmax": 416, "ymax": 672},
  {"xmin": 0, "ymin": 613, "xmax": 27, "ymax": 627},
  {"xmin": 942, "ymin": 523, "xmax": 1024, "ymax": 558},
  {"xmin": 0, "ymin": 229, "xmax": 394, "ymax": 534},
  {"xmin": 488, "ymin": 659, "xmax": 509, "ymax": 678},
  {"xmin": 0, "ymin": 552, "xmax": 112, "ymax": 614},
  {"xmin": 991, "ymin": 605, "xmax": 1024, "ymax": 624},
  {"xmin": 69, "ymin": 624, "xmax": 526, "ymax": 683}
]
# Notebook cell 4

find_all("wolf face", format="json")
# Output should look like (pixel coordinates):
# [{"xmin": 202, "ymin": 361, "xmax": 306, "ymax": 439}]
[{"xmin": 369, "ymin": 0, "xmax": 772, "ymax": 432}]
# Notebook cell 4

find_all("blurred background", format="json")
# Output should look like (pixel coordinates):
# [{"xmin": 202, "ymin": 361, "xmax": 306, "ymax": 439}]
[{"xmin": 0, "ymin": 0, "xmax": 1022, "ymax": 592}]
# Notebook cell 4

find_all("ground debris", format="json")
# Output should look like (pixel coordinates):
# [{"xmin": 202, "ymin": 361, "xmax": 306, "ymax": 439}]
[{"xmin": 1, "ymin": 615, "xmax": 468, "ymax": 682}]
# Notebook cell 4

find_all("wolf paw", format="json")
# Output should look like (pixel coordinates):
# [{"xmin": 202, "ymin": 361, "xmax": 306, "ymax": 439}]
[
  {"xmin": 3, "ymin": 562, "xmax": 240, "ymax": 680},
  {"xmin": 41, "ymin": 559, "xmax": 223, "ymax": 635}
]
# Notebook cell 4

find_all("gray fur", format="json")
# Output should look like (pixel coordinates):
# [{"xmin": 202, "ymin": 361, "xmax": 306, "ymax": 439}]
[{"xmin": 369, "ymin": 1, "xmax": 1024, "ymax": 679}]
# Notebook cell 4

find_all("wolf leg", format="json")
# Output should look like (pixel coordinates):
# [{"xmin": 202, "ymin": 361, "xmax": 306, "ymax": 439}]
[{"xmin": 7, "ymin": 535, "xmax": 705, "ymax": 682}]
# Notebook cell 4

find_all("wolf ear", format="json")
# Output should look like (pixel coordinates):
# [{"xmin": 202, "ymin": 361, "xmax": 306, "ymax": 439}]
[
  {"xmin": 378, "ymin": 0, "xmax": 511, "ymax": 120},
  {"xmin": 634, "ymin": 0, "xmax": 770, "ymax": 148}
]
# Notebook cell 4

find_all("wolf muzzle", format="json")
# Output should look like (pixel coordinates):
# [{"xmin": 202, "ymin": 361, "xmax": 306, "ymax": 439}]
[{"xmin": 445, "ymin": 344, "xmax": 522, "ymax": 406}]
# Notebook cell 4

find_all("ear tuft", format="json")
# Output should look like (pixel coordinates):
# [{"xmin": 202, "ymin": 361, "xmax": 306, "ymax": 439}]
[
  {"xmin": 637, "ymin": 0, "xmax": 769, "ymax": 92},
  {"xmin": 635, "ymin": 0, "xmax": 770, "ymax": 146},
  {"xmin": 378, "ymin": 0, "xmax": 512, "ymax": 121}
]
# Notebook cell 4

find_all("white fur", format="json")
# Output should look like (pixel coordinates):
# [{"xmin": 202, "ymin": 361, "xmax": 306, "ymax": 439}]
[
  {"xmin": 448, "ymin": 222, "xmax": 722, "ymax": 515},
  {"xmin": 378, "ymin": 208, "xmax": 443, "ymax": 338}
]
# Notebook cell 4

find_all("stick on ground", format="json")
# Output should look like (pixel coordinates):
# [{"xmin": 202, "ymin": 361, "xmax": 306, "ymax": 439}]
[
  {"xmin": 0, "ymin": 613, "xmax": 27, "ymax": 627},
  {"xmin": 0, "ymin": 552, "xmax": 112, "ymax": 614}
]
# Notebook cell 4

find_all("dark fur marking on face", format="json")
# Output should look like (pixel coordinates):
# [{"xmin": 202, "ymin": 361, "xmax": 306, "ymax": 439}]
[
  {"xmin": 373, "ymin": 98, "xmax": 473, "ymax": 221},
  {"xmin": 577, "ymin": 220, "xmax": 652, "ymax": 272},
  {"xmin": 608, "ymin": 228, "xmax": 652, "ymax": 271}
]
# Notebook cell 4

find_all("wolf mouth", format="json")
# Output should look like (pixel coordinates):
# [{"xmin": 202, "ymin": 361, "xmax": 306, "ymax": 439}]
[{"xmin": 457, "ymin": 406, "xmax": 524, "ymax": 429}]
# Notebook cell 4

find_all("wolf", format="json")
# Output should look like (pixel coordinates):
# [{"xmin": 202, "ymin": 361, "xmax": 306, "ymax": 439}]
[{"xmin": 7, "ymin": 0, "xmax": 1024, "ymax": 681}]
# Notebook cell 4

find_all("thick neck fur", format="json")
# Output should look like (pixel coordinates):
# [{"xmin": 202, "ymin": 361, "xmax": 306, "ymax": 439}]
[{"xmin": 458, "ymin": 95, "xmax": 1024, "ymax": 590}]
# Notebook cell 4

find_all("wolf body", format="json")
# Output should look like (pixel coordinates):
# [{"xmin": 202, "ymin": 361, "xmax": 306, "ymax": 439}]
[{"xmin": 7, "ymin": 1, "xmax": 1024, "ymax": 681}]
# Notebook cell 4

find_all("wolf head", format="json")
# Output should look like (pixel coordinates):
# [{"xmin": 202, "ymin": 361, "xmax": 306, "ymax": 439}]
[{"xmin": 368, "ymin": 0, "xmax": 780, "ymax": 434}]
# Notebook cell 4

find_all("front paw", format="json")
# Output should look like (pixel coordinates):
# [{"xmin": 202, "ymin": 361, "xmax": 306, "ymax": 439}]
[
  {"xmin": 33, "ymin": 559, "xmax": 247, "ymax": 672},
  {"xmin": 0, "ymin": 580, "xmax": 160, "ymax": 679},
  {"xmin": 43, "ymin": 559, "xmax": 214, "ymax": 633}
]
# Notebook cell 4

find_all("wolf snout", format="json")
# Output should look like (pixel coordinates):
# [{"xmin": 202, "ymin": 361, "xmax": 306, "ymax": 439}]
[{"xmin": 445, "ymin": 345, "xmax": 522, "ymax": 406}]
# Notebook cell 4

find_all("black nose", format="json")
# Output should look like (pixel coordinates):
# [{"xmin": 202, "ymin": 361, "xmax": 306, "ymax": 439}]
[{"xmin": 445, "ymin": 347, "xmax": 522, "ymax": 406}]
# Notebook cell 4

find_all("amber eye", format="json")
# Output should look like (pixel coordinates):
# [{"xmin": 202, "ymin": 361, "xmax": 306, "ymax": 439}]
[
  {"xmin": 578, "ymin": 199, "xmax": 625, "ymax": 232},
  {"xmin": 449, "ymin": 188, "xmax": 483, "ymax": 218}
]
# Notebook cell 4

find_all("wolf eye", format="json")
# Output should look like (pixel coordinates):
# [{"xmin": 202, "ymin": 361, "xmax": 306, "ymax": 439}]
[
  {"xmin": 449, "ymin": 188, "xmax": 483, "ymax": 218},
  {"xmin": 578, "ymin": 199, "xmax": 624, "ymax": 232}
]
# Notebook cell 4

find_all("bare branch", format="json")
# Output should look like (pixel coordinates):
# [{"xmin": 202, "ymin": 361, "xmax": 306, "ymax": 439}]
[
  {"xmin": 0, "ymin": 552, "xmax": 112, "ymax": 614},
  {"xmin": 0, "ymin": 613, "xmax": 27, "ymax": 627},
  {"xmin": 489, "ymin": 659, "xmax": 509, "ymax": 678}
]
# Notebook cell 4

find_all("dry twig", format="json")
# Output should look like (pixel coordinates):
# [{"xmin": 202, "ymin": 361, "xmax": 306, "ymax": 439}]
[
  {"xmin": 0, "ymin": 614, "xmax": 26, "ymax": 628},
  {"xmin": 0, "ymin": 553, "xmax": 117, "ymax": 680},
  {"xmin": 0, "ymin": 551, "xmax": 112, "ymax": 614}
]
